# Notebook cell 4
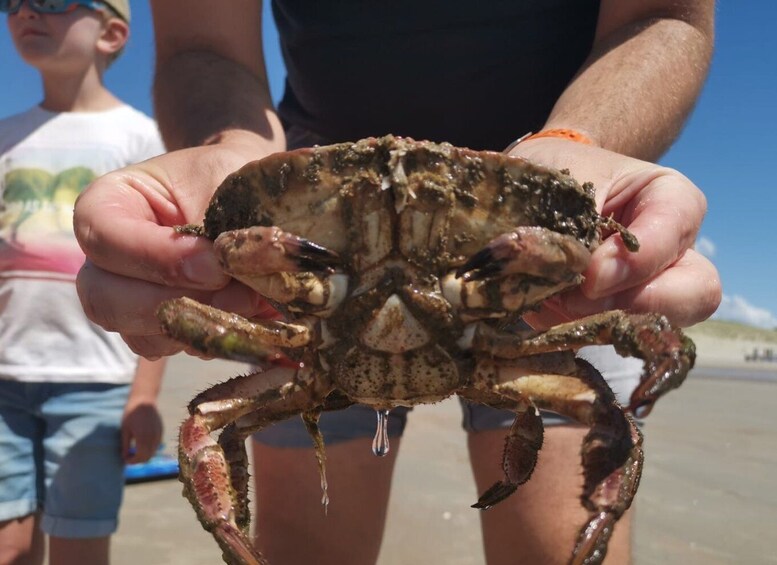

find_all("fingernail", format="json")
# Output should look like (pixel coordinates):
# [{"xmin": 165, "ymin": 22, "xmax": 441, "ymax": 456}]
[
  {"xmin": 182, "ymin": 251, "xmax": 229, "ymax": 287},
  {"xmin": 588, "ymin": 257, "xmax": 630, "ymax": 297}
]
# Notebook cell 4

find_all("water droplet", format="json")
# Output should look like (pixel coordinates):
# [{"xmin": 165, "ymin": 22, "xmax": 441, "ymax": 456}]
[{"xmin": 372, "ymin": 409, "xmax": 391, "ymax": 457}]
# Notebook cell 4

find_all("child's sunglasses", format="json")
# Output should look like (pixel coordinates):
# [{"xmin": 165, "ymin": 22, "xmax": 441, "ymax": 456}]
[{"xmin": 0, "ymin": 0, "xmax": 107, "ymax": 15}]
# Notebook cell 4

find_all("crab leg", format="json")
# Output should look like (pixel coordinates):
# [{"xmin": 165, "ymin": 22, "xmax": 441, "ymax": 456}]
[
  {"xmin": 181, "ymin": 414, "xmax": 264, "ymax": 565},
  {"xmin": 180, "ymin": 367, "xmax": 335, "ymax": 565},
  {"xmin": 473, "ymin": 353, "xmax": 643, "ymax": 565},
  {"xmin": 457, "ymin": 386, "xmax": 544, "ymax": 507},
  {"xmin": 179, "ymin": 370, "xmax": 290, "ymax": 565},
  {"xmin": 232, "ymin": 389, "xmax": 356, "ymax": 512},
  {"xmin": 157, "ymin": 297, "xmax": 311, "ymax": 364},
  {"xmin": 216, "ymin": 423, "xmax": 253, "ymax": 532},
  {"xmin": 470, "ymin": 311, "xmax": 696, "ymax": 415}
]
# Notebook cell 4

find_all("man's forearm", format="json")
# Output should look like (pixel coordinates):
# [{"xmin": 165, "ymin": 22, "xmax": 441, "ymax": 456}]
[
  {"xmin": 545, "ymin": 12, "xmax": 714, "ymax": 160},
  {"xmin": 153, "ymin": 50, "xmax": 284, "ymax": 152}
]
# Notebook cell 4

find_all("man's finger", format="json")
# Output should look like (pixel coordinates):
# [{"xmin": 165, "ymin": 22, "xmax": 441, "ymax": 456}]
[
  {"xmin": 562, "ymin": 249, "xmax": 721, "ymax": 327},
  {"xmin": 583, "ymin": 171, "xmax": 707, "ymax": 299},
  {"xmin": 77, "ymin": 261, "xmax": 266, "ymax": 332},
  {"xmin": 74, "ymin": 170, "xmax": 230, "ymax": 290},
  {"xmin": 78, "ymin": 260, "xmax": 206, "ymax": 334}
]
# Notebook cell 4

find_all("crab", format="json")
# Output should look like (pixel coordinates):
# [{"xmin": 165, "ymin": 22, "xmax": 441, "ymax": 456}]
[{"xmin": 157, "ymin": 136, "xmax": 695, "ymax": 565}]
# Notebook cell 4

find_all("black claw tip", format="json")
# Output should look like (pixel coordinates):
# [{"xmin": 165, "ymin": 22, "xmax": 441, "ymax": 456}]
[
  {"xmin": 472, "ymin": 481, "xmax": 518, "ymax": 510},
  {"xmin": 456, "ymin": 248, "xmax": 500, "ymax": 280},
  {"xmin": 293, "ymin": 239, "xmax": 341, "ymax": 272},
  {"xmin": 296, "ymin": 256, "xmax": 337, "ymax": 274},
  {"xmin": 298, "ymin": 239, "xmax": 340, "ymax": 262},
  {"xmin": 465, "ymin": 262, "xmax": 504, "ymax": 282}
]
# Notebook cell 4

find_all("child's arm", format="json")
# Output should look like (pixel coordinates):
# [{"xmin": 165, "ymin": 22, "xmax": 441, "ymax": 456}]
[{"xmin": 121, "ymin": 357, "xmax": 167, "ymax": 464}]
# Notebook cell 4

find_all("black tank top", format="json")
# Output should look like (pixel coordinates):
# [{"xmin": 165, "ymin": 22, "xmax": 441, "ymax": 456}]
[{"xmin": 272, "ymin": 0, "xmax": 600, "ymax": 151}]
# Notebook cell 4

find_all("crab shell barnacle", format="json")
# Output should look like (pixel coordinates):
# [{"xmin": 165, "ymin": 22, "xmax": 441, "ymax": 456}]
[{"xmin": 157, "ymin": 135, "xmax": 694, "ymax": 565}]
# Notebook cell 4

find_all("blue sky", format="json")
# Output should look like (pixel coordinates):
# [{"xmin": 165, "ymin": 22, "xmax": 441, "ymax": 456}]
[{"xmin": 2, "ymin": 2, "xmax": 775, "ymax": 329}]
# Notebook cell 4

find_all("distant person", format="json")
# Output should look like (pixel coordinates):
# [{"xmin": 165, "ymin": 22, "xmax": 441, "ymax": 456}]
[
  {"xmin": 0, "ymin": 1, "xmax": 166, "ymax": 564},
  {"xmin": 74, "ymin": 1, "xmax": 721, "ymax": 564}
]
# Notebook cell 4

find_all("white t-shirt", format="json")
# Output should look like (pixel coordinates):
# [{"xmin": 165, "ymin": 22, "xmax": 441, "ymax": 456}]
[{"xmin": 0, "ymin": 104, "xmax": 164, "ymax": 383}]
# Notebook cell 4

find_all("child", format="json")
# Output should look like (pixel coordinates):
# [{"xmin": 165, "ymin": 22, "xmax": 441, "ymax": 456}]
[{"xmin": 0, "ymin": 1, "xmax": 166, "ymax": 563}]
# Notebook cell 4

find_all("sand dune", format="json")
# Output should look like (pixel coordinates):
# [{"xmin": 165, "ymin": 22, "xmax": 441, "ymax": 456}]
[{"xmin": 685, "ymin": 319, "xmax": 777, "ymax": 371}]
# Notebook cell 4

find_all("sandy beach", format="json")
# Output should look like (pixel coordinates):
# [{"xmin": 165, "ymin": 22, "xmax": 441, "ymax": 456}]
[{"xmin": 109, "ymin": 329, "xmax": 777, "ymax": 565}]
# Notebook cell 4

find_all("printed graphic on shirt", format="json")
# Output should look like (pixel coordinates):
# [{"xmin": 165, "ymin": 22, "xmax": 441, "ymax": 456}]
[{"xmin": 0, "ymin": 164, "xmax": 95, "ymax": 277}]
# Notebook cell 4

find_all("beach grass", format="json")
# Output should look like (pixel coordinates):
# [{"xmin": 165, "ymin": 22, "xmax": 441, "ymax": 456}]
[{"xmin": 685, "ymin": 319, "xmax": 777, "ymax": 343}]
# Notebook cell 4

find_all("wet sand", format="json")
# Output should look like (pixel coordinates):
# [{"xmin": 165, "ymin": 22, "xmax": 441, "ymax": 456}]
[{"xmin": 110, "ymin": 354, "xmax": 777, "ymax": 565}]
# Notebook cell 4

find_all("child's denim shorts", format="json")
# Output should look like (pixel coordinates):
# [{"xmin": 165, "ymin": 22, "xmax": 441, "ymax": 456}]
[
  {"xmin": 0, "ymin": 381, "xmax": 130, "ymax": 538},
  {"xmin": 253, "ymin": 345, "xmax": 643, "ymax": 448}
]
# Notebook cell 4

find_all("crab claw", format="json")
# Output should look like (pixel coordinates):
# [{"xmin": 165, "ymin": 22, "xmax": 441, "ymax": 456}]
[
  {"xmin": 215, "ymin": 226, "xmax": 342, "ymax": 275},
  {"xmin": 455, "ymin": 226, "xmax": 591, "ymax": 283}
]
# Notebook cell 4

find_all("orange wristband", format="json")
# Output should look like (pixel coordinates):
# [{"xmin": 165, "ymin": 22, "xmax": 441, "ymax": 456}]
[{"xmin": 523, "ymin": 128, "xmax": 594, "ymax": 145}]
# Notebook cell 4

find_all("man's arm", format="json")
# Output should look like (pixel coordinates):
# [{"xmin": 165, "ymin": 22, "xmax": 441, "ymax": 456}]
[
  {"xmin": 150, "ymin": 0, "xmax": 284, "ymax": 153},
  {"xmin": 509, "ymin": 1, "xmax": 719, "ymax": 328},
  {"xmin": 542, "ymin": 0, "xmax": 715, "ymax": 160}
]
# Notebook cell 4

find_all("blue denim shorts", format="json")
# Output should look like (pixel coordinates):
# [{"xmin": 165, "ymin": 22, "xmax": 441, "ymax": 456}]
[
  {"xmin": 0, "ymin": 381, "xmax": 130, "ymax": 538},
  {"xmin": 252, "ymin": 401, "xmax": 572, "ymax": 448},
  {"xmin": 253, "ymin": 346, "xmax": 643, "ymax": 448}
]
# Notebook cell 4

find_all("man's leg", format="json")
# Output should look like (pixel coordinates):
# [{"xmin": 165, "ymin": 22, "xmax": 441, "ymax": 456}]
[
  {"xmin": 48, "ymin": 537, "xmax": 109, "ymax": 565},
  {"xmin": 0, "ymin": 515, "xmax": 44, "ymax": 565},
  {"xmin": 251, "ymin": 405, "xmax": 408, "ymax": 565},
  {"xmin": 253, "ymin": 437, "xmax": 401, "ymax": 565},
  {"xmin": 468, "ymin": 425, "xmax": 633, "ymax": 565}
]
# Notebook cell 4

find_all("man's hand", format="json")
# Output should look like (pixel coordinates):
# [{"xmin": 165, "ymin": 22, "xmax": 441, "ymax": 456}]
[
  {"xmin": 74, "ymin": 135, "xmax": 281, "ymax": 359},
  {"xmin": 508, "ymin": 137, "xmax": 721, "ymax": 328}
]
